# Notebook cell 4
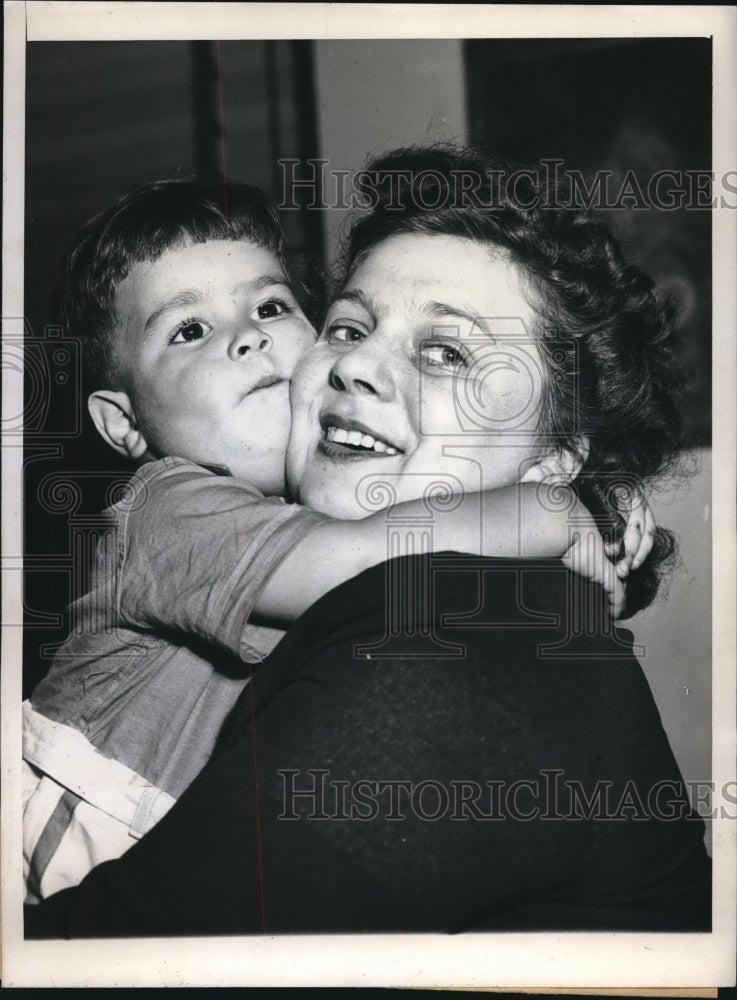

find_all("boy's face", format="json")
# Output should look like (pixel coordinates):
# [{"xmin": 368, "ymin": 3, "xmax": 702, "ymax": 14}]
[{"xmin": 113, "ymin": 239, "xmax": 315, "ymax": 493}]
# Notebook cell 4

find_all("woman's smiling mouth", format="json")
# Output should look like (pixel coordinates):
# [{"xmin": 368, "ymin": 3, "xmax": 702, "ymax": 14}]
[{"xmin": 319, "ymin": 414, "xmax": 402, "ymax": 458}]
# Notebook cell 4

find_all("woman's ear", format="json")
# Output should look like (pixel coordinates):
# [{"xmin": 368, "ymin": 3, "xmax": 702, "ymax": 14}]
[
  {"xmin": 520, "ymin": 438, "xmax": 589, "ymax": 483},
  {"xmin": 87, "ymin": 390, "xmax": 149, "ymax": 461}
]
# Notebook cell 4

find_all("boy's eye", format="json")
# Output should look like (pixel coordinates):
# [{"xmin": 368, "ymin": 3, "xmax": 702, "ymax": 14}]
[
  {"xmin": 421, "ymin": 342, "xmax": 468, "ymax": 371},
  {"xmin": 170, "ymin": 319, "xmax": 212, "ymax": 344},
  {"xmin": 256, "ymin": 299, "xmax": 293, "ymax": 320}
]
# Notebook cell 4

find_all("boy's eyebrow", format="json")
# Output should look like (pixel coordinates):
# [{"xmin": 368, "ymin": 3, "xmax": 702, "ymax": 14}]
[
  {"xmin": 233, "ymin": 273, "xmax": 292, "ymax": 296},
  {"xmin": 143, "ymin": 275, "xmax": 291, "ymax": 332},
  {"xmin": 144, "ymin": 290, "xmax": 204, "ymax": 331}
]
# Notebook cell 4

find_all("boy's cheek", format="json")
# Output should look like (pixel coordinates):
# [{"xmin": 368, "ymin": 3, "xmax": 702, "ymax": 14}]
[
  {"xmin": 285, "ymin": 421, "xmax": 316, "ymax": 499},
  {"xmin": 284, "ymin": 324, "xmax": 318, "ymax": 374},
  {"xmin": 291, "ymin": 351, "xmax": 329, "ymax": 403}
]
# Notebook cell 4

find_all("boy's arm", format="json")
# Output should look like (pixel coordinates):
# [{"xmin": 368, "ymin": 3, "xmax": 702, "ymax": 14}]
[
  {"xmin": 117, "ymin": 466, "xmax": 621, "ymax": 657},
  {"xmin": 255, "ymin": 481, "xmax": 621, "ymax": 623}
]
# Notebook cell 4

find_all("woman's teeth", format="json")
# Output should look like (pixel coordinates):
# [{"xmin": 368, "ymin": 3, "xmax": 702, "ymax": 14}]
[{"xmin": 325, "ymin": 425, "xmax": 398, "ymax": 455}]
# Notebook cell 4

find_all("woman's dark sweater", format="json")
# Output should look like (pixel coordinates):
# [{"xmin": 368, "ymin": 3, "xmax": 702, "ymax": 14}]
[{"xmin": 25, "ymin": 555, "xmax": 711, "ymax": 937}]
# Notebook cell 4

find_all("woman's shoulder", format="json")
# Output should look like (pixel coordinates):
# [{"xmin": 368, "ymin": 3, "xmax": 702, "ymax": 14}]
[
  {"xmin": 269, "ymin": 553, "xmax": 640, "ymax": 668},
  {"xmin": 244, "ymin": 554, "xmax": 656, "ymax": 746}
]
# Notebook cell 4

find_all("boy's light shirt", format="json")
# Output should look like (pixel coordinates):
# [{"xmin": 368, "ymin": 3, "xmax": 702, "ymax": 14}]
[{"xmin": 30, "ymin": 456, "xmax": 329, "ymax": 800}]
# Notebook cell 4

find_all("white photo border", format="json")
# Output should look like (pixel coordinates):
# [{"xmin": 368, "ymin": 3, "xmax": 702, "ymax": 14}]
[{"xmin": 3, "ymin": 1, "xmax": 735, "ymax": 989}]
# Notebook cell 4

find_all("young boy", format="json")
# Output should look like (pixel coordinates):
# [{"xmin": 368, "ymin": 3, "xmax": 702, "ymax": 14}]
[
  {"xmin": 23, "ymin": 179, "xmax": 324, "ymax": 902},
  {"xmin": 23, "ymin": 179, "xmax": 644, "ymax": 904}
]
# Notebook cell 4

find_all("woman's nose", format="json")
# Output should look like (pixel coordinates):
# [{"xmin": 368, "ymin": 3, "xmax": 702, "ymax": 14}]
[
  {"xmin": 228, "ymin": 327, "xmax": 273, "ymax": 361},
  {"xmin": 328, "ymin": 339, "xmax": 395, "ymax": 398}
]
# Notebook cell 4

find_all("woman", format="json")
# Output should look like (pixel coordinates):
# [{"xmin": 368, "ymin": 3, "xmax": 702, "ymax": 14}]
[{"xmin": 25, "ymin": 145, "xmax": 710, "ymax": 936}]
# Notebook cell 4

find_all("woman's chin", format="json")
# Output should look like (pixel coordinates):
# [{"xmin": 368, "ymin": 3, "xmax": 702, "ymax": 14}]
[
  {"xmin": 297, "ymin": 473, "xmax": 375, "ymax": 520},
  {"xmin": 296, "ymin": 449, "xmax": 403, "ymax": 520}
]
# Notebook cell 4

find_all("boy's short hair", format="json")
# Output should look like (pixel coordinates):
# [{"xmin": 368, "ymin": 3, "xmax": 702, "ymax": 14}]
[{"xmin": 60, "ymin": 178, "xmax": 287, "ymax": 390}]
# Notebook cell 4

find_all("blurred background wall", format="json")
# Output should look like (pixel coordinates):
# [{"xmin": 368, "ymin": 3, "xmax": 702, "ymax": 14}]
[{"xmin": 22, "ymin": 37, "xmax": 712, "ymax": 811}]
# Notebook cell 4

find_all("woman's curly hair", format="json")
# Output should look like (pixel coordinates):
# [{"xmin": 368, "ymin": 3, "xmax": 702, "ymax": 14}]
[{"xmin": 341, "ymin": 144, "xmax": 687, "ymax": 616}]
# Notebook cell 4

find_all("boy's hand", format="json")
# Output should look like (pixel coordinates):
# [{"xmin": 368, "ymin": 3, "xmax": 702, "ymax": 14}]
[
  {"xmin": 563, "ymin": 524, "xmax": 625, "ymax": 619},
  {"xmin": 520, "ymin": 462, "xmax": 624, "ymax": 616},
  {"xmin": 603, "ymin": 489, "xmax": 656, "ymax": 580}
]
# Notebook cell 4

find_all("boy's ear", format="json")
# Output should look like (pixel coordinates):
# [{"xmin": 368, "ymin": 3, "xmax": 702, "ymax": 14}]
[
  {"xmin": 88, "ymin": 390, "xmax": 149, "ymax": 461},
  {"xmin": 520, "ymin": 438, "xmax": 589, "ymax": 484}
]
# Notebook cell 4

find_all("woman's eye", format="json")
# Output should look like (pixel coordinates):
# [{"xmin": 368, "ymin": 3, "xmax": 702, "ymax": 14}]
[
  {"xmin": 325, "ymin": 324, "xmax": 365, "ymax": 344},
  {"xmin": 256, "ymin": 299, "xmax": 292, "ymax": 321},
  {"xmin": 422, "ymin": 342, "xmax": 468, "ymax": 370},
  {"xmin": 170, "ymin": 320, "xmax": 212, "ymax": 344}
]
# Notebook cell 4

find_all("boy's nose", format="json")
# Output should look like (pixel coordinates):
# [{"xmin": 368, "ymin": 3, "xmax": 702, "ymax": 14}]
[{"xmin": 228, "ymin": 328, "xmax": 273, "ymax": 361}]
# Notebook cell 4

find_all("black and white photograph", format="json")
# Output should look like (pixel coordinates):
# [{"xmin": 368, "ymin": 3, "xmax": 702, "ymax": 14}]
[{"xmin": 2, "ymin": 1, "xmax": 735, "ymax": 989}]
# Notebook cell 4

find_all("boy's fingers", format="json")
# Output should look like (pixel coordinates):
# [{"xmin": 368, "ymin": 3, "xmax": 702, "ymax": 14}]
[
  {"xmin": 647, "ymin": 505, "xmax": 656, "ymax": 532},
  {"xmin": 610, "ymin": 577, "xmax": 625, "ymax": 618},
  {"xmin": 616, "ymin": 560, "xmax": 630, "ymax": 579},
  {"xmin": 603, "ymin": 540, "xmax": 621, "ymax": 559},
  {"xmin": 630, "ymin": 529, "xmax": 655, "ymax": 570},
  {"xmin": 630, "ymin": 505, "xmax": 657, "ymax": 571},
  {"xmin": 620, "ymin": 519, "xmax": 644, "ymax": 569},
  {"xmin": 599, "ymin": 556, "xmax": 624, "ymax": 616},
  {"xmin": 562, "ymin": 534, "xmax": 624, "ymax": 617},
  {"xmin": 600, "ymin": 561, "xmax": 615, "ymax": 592}
]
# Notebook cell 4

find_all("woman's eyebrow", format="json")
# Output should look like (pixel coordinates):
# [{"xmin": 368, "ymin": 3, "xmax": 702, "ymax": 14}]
[
  {"xmin": 144, "ymin": 290, "xmax": 204, "ymax": 331},
  {"xmin": 423, "ymin": 300, "xmax": 497, "ymax": 340},
  {"xmin": 329, "ymin": 288, "xmax": 374, "ymax": 312}
]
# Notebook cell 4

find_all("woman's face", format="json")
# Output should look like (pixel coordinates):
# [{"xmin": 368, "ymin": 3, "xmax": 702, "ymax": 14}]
[{"xmin": 287, "ymin": 233, "xmax": 549, "ymax": 518}]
